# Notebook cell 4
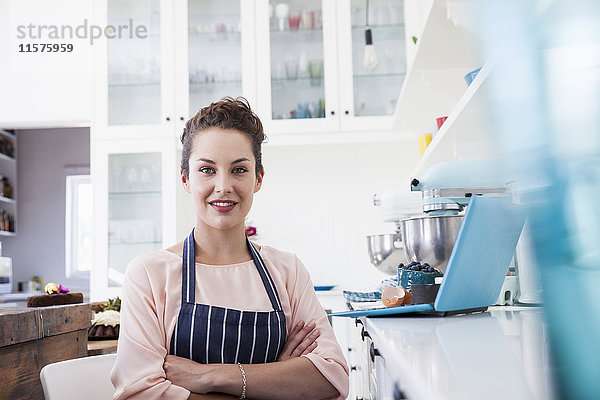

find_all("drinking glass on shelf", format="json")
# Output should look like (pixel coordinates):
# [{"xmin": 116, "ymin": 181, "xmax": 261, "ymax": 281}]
[
  {"xmin": 275, "ymin": 3, "xmax": 289, "ymax": 31},
  {"xmin": 285, "ymin": 55, "xmax": 298, "ymax": 80},
  {"xmin": 308, "ymin": 59, "xmax": 323, "ymax": 86},
  {"xmin": 301, "ymin": 10, "xmax": 315, "ymax": 29},
  {"xmin": 288, "ymin": 13, "xmax": 301, "ymax": 30},
  {"xmin": 273, "ymin": 61, "xmax": 286, "ymax": 80},
  {"xmin": 308, "ymin": 101, "xmax": 320, "ymax": 118}
]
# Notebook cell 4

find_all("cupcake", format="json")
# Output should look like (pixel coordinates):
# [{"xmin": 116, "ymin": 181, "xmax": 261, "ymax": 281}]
[{"xmin": 89, "ymin": 297, "xmax": 121, "ymax": 339}]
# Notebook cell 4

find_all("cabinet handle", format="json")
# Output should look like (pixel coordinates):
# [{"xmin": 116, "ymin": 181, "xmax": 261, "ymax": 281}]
[
  {"xmin": 370, "ymin": 342, "xmax": 380, "ymax": 363},
  {"xmin": 330, "ymin": 110, "xmax": 335, "ymax": 115},
  {"xmin": 350, "ymin": 365, "xmax": 357, "ymax": 371},
  {"xmin": 166, "ymin": 117, "xmax": 171, "ymax": 121},
  {"xmin": 361, "ymin": 327, "xmax": 370, "ymax": 341},
  {"xmin": 180, "ymin": 116, "xmax": 185, "ymax": 121},
  {"xmin": 393, "ymin": 383, "xmax": 407, "ymax": 400},
  {"xmin": 344, "ymin": 110, "xmax": 349, "ymax": 115}
]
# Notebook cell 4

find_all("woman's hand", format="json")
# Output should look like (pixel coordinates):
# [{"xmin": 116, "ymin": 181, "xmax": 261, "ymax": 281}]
[
  {"xmin": 277, "ymin": 320, "xmax": 320, "ymax": 361},
  {"xmin": 164, "ymin": 354, "xmax": 213, "ymax": 394}
]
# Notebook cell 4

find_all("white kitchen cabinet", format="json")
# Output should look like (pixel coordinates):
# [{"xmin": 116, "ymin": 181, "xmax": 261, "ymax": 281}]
[
  {"xmin": 392, "ymin": 0, "xmax": 500, "ymax": 178},
  {"xmin": 255, "ymin": 0, "xmax": 408, "ymax": 142},
  {"xmin": 0, "ymin": 0, "xmax": 93, "ymax": 128},
  {"xmin": 90, "ymin": 0, "xmax": 253, "ymax": 299},
  {"xmin": 90, "ymin": 137, "xmax": 177, "ymax": 300},
  {"xmin": 91, "ymin": 0, "xmax": 256, "ymax": 140}
]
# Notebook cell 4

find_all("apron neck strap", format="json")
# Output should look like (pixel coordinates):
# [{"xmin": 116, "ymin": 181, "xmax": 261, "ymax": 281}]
[
  {"xmin": 181, "ymin": 229, "xmax": 196, "ymax": 304},
  {"xmin": 180, "ymin": 229, "xmax": 283, "ymax": 312}
]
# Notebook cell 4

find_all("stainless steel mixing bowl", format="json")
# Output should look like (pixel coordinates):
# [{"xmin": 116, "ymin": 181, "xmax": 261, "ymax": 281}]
[
  {"xmin": 400, "ymin": 215, "xmax": 464, "ymax": 273},
  {"xmin": 367, "ymin": 234, "xmax": 409, "ymax": 275}
]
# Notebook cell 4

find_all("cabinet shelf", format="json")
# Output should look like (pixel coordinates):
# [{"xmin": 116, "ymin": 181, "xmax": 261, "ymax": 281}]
[
  {"xmin": 392, "ymin": 0, "xmax": 487, "ymax": 135},
  {"xmin": 0, "ymin": 231, "xmax": 16, "ymax": 237},
  {"xmin": 189, "ymin": 80, "xmax": 242, "ymax": 89},
  {"xmin": 0, "ymin": 130, "xmax": 15, "ymax": 139},
  {"xmin": 0, "ymin": 196, "xmax": 15, "ymax": 204},
  {"xmin": 354, "ymin": 72, "xmax": 406, "ymax": 79},
  {"xmin": 410, "ymin": 58, "xmax": 499, "ymax": 178},
  {"xmin": 351, "ymin": 23, "xmax": 405, "ymax": 30},
  {"xmin": 109, "ymin": 190, "xmax": 161, "ymax": 197},
  {"xmin": 108, "ymin": 82, "xmax": 160, "ymax": 89},
  {"xmin": 0, "ymin": 153, "xmax": 15, "ymax": 163},
  {"xmin": 109, "ymin": 240, "xmax": 162, "ymax": 245},
  {"xmin": 271, "ymin": 77, "xmax": 324, "ymax": 90}
]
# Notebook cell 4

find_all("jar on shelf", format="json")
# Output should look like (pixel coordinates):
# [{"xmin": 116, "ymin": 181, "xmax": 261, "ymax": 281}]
[{"xmin": 2, "ymin": 177, "xmax": 12, "ymax": 199}]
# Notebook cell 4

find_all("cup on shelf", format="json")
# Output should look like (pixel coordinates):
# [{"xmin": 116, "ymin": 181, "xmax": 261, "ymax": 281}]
[
  {"xmin": 418, "ymin": 134, "xmax": 433, "ymax": 157},
  {"xmin": 275, "ymin": 3, "xmax": 289, "ymax": 31},
  {"xmin": 273, "ymin": 61, "xmax": 286, "ymax": 80},
  {"xmin": 285, "ymin": 55, "xmax": 298, "ymax": 80},
  {"xmin": 308, "ymin": 59, "xmax": 323, "ymax": 86},
  {"xmin": 436, "ymin": 116, "xmax": 448, "ymax": 130},
  {"xmin": 464, "ymin": 67, "xmax": 481, "ymax": 86},
  {"xmin": 301, "ymin": 10, "xmax": 315, "ymax": 29},
  {"xmin": 288, "ymin": 13, "xmax": 301, "ymax": 30},
  {"xmin": 308, "ymin": 101, "xmax": 320, "ymax": 118},
  {"xmin": 295, "ymin": 102, "xmax": 309, "ymax": 118}
]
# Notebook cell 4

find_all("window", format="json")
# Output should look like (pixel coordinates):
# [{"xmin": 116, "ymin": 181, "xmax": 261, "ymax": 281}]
[{"xmin": 65, "ymin": 174, "xmax": 92, "ymax": 278}]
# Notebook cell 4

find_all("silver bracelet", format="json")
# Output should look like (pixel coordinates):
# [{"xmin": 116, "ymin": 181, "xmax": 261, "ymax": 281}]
[{"xmin": 238, "ymin": 362, "xmax": 247, "ymax": 399}]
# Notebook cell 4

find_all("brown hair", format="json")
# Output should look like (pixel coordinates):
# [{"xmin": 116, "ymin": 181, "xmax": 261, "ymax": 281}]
[{"xmin": 180, "ymin": 96, "xmax": 266, "ymax": 178}]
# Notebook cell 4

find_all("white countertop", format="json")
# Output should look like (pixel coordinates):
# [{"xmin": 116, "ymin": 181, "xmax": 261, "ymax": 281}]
[{"xmin": 363, "ymin": 306, "xmax": 555, "ymax": 400}]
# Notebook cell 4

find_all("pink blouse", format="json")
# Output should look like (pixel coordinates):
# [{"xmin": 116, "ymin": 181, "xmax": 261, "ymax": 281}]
[{"xmin": 110, "ymin": 244, "xmax": 349, "ymax": 399}]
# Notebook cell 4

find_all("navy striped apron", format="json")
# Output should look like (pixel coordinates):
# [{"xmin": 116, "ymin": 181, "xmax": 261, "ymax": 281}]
[{"xmin": 169, "ymin": 229, "xmax": 287, "ymax": 364}]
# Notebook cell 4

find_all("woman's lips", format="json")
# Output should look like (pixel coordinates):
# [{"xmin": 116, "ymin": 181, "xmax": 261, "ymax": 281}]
[{"xmin": 209, "ymin": 201, "xmax": 237, "ymax": 213}]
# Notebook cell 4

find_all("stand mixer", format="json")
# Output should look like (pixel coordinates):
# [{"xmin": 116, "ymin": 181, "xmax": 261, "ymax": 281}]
[{"xmin": 371, "ymin": 159, "xmax": 542, "ymax": 305}]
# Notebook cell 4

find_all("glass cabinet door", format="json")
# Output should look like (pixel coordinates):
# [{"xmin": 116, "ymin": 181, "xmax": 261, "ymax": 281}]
[
  {"xmin": 187, "ymin": 0, "xmax": 243, "ymax": 116},
  {"xmin": 107, "ymin": 0, "xmax": 163, "ymax": 126},
  {"xmin": 269, "ymin": 0, "xmax": 328, "ymax": 121},
  {"xmin": 349, "ymin": 0, "xmax": 406, "ymax": 117},
  {"xmin": 107, "ymin": 152, "xmax": 162, "ymax": 287}
]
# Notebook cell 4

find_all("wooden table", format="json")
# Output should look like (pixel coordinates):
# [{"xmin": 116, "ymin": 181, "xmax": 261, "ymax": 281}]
[
  {"xmin": 0, "ymin": 304, "xmax": 92, "ymax": 400},
  {"xmin": 87, "ymin": 339, "xmax": 118, "ymax": 356}
]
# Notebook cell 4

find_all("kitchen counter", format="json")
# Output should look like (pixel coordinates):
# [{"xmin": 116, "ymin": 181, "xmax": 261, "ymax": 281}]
[
  {"xmin": 0, "ymin": 303, "xmax": 92, "ymax": 399},
  {"xmin": 361, "ymin": 306, "xmax": 555, "ymax": 400}
]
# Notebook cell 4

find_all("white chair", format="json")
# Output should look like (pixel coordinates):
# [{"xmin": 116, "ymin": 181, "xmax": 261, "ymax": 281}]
[{"xmin": 40, "ymin": 353, "xmax": 117, "ymax": 400}]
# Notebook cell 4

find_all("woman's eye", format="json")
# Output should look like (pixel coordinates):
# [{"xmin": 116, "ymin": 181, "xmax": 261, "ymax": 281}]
[
  {"xmin": 233, "ymin": 167, "xmax": 248, "ymax": 174},
  {"xmin": 199, "ymin": 167, "xmax": 214, "ymax": 174}
]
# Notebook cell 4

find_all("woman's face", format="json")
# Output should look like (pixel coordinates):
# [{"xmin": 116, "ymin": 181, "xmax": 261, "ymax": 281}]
[{"xmin": 182, "ymin": 128, "xmax": 263, "ymax": 234}]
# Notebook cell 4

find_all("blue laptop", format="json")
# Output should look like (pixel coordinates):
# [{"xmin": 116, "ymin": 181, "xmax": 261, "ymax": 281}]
[{"xmin": 329, "ymin": 196, "xmax": 526, "ymax": 317}]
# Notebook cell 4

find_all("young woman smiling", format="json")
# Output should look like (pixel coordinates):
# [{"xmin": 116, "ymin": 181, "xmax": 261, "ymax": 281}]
[{"xmin": 110, "ymin": 98, "xmax": 349, "ymax": 400}]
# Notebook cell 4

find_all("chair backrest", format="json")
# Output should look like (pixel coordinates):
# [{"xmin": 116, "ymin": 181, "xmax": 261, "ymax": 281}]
[{"xmin": 40, "ymin": 353, "xmax": 116, "ymax": 400}]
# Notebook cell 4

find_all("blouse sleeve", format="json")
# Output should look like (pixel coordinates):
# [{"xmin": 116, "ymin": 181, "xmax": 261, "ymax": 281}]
[
  {"xmin": 288, "ymin": 256, "xmax": 350, "ymax": 400},
  {"xmin": 110, "ymin": 258, "xmax": 190, "ymax": 400}
]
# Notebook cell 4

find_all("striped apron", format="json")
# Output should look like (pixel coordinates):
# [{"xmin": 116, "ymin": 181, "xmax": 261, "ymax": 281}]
[{"xmin": 169, "ymin": 229, "xmax": 287, "ymax": 364}]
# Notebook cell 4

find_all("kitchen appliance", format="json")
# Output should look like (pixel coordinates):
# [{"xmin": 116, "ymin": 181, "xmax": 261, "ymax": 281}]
[
  {"xmin": 0, "ymin": 256, "xmax": 12, "ymax": 294},
  {"xmin": 369, "ymin": 188, "xmax": 421, "ymax": 275},
  {"xmin": 400, "ymin": 214, "xmax": 463, "ymax": 273},
  {"xmin": 330, "ymin": 196, "xmax": 526, "ymax": 317},
  {"xmin": 508, "ymin": 180, "xmax": 543, "ymax": 304},
  {"xmin": 366, "ymin": 234, "xmax": 408, "ymax": 275},
  {"xmin": 409, "ymin": 160, "xmax": 507, "ymax": 216}
]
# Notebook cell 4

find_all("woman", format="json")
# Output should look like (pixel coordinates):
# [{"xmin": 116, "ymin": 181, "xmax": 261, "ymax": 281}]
[{"xmin": 111, "ymin": 97, "xmax": 349, "ymax": 399}]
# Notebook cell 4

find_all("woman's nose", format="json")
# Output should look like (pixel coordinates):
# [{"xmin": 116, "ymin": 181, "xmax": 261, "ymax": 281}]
[{"xmin": 214, "ymin": 172, "xmax": 233, "ymax": 193}]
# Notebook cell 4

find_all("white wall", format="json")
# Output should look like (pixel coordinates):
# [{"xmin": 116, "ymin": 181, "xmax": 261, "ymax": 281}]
[
  {"xmin": 2, "ymin": 128, "xmax": 90, "ymax": 292},
  {"xmin": 176, "ymin": 138, "xmax": 419, "ymax": 289}
]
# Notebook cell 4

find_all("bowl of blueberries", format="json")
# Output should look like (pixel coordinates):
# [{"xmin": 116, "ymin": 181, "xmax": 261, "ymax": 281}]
[{"xmin": 397, "ymin": 261, "xmax": 443, "ymax": 292}]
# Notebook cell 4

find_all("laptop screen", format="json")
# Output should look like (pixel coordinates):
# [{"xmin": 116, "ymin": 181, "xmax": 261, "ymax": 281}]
[{"xmin": 434, "ymin": 196, "xmax": 526, "ymax": 312}]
